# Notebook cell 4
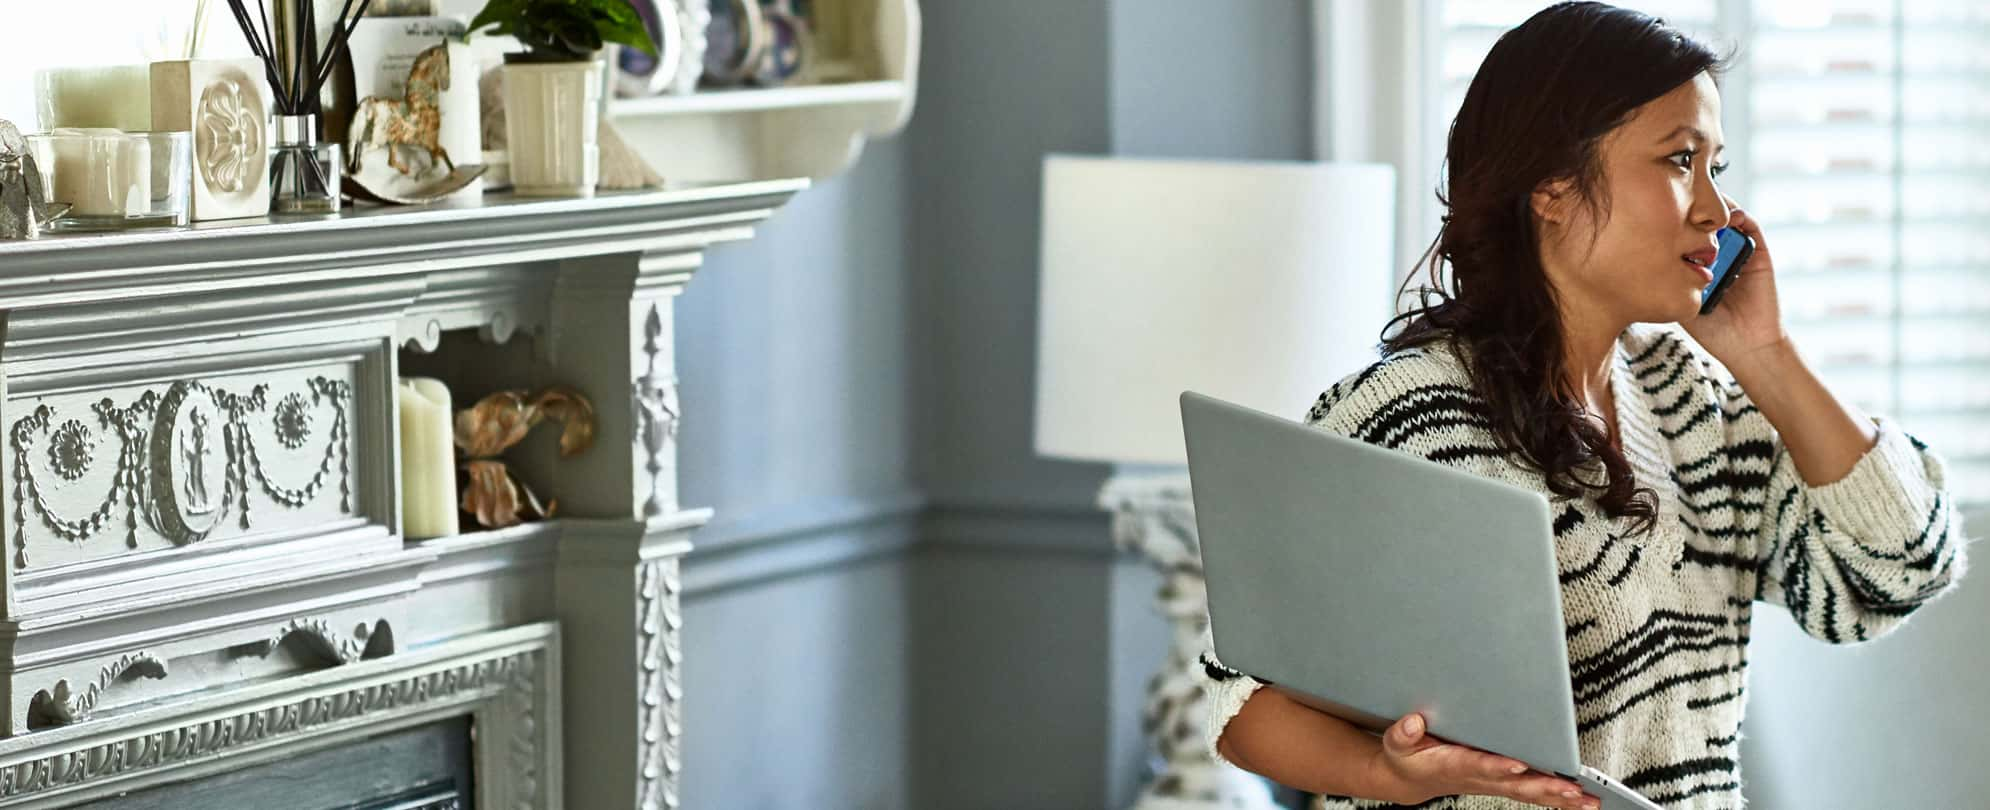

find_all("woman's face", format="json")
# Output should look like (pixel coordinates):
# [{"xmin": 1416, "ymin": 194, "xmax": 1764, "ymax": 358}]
[{"xmin": 1536, "ymin": 71, "xmax": 1734, "ymax": 327}]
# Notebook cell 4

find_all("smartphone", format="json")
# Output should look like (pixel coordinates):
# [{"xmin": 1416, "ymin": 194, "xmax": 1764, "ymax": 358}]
[{"xmin": 1699, "ymin": 227, "xmax": 1754, "ymax": 315}]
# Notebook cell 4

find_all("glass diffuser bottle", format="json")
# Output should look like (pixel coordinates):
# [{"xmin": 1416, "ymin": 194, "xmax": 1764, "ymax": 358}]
[
  {"xmin": 225, "ymin": 0, "xmax": 373, "ymax": 213},
  {"xmin": 270, "ymin": 114, "xmax": 339, "ymax": 213}
]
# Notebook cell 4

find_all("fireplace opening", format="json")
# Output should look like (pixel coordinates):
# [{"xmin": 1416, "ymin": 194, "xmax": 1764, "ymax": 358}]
[{"xmin": 82, "ymin": 715, "xmax": 474, "ymax": 809}]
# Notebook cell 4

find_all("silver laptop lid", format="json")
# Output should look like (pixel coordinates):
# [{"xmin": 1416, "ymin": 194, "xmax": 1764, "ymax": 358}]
[{"xmin": 1181, "ymin": 390, "xmax": 1585, "ymax": 775}]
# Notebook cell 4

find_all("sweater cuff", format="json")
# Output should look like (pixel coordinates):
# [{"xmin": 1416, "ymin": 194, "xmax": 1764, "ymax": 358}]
[
  {"xmin": 1803, "ymin": 416, "xmax": 1943, "ymax": 544},
  {"xmin": 1205, "ymin": 671, "xmax": 1268, "ymax": 769}
]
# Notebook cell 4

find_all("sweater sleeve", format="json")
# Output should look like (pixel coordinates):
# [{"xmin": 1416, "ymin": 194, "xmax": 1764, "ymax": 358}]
[
  {"xmin": 1196, "ymin": 347, "xmax": 1505, "ymax": 769},
  {"xmin": 1709, "ymin": 354, "xmax": 1973, "ymax": 643},
  {"xmin": 1194, "ymin": 626, "xmax": 1273, "ymax": 769}
]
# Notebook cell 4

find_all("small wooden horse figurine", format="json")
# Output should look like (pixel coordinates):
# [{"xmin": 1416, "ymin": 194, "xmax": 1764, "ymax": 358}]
[{"xmin": 348, "ymin": 43, "xmax": 455, "ymax": 176}]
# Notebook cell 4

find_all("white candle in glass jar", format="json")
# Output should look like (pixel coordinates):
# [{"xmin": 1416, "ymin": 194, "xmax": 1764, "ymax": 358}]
[
  {"xmin": 398, "ymin": 377, "xmax": 461, "ymax": 539},
  {"xmin": 45, "ymin": 129, "xmax": 151, "ymax": 217}
]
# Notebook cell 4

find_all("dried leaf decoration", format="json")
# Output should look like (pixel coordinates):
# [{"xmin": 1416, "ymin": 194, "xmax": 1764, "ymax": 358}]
[{"xmin": 454, "ymin": 384, "xmax": 596, "ymax": 529}]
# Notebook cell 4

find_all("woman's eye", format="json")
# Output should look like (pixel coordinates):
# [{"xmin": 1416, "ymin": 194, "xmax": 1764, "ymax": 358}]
[{"xmin": 1670, "ymin": 150, "xmax": 1728, "ymax": 179}]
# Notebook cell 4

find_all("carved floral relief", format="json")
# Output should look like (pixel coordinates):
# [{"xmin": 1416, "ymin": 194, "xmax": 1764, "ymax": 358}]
[
  {"xmin": 196, "ymin": 76, "xmax": 267, "ymax": 195},
  {"xmin": 47, "ymin": 420, "xmax": 94, "ymax": 482},
  {"xmin": 9, "ymin": 376, "xmax": 353, "ymax": 568}
]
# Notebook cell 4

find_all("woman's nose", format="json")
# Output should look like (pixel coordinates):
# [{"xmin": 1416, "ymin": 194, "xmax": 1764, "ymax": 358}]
[{"xmin": 1694, "ymin": 191, "xmax": 1731, "ymax": 232}]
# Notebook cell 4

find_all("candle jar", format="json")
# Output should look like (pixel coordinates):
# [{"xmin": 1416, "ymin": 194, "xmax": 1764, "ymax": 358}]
[
  {"xmin": 26, "ymin": 130, "xmax": 191, "ymax": 231},
  {"xmin": 270, "ymin": 114, "xmax": 341, "ymax": 214}
]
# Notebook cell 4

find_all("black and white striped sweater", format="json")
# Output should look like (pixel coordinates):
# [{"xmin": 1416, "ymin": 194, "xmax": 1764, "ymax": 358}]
[{"xmin": 1198, "ymin": 323, "xmax": 1971, "ymax": 810}]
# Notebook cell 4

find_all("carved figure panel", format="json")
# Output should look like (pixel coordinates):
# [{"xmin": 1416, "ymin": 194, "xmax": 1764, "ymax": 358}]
[{"xmin": 9, "ymin": 366, "xmax": 363, "ymax": 571}]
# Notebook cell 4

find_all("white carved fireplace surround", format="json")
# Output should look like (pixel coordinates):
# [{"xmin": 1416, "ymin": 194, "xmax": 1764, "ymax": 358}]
[{"xmin": 0, "ymin": 181, "xmax": 806, "ymax": 809}]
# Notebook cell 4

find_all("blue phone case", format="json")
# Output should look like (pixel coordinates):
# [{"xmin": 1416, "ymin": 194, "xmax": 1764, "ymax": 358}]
[{"xmin": 1699, "ymin": 227, "xmax": 1754, "ymax": 315}]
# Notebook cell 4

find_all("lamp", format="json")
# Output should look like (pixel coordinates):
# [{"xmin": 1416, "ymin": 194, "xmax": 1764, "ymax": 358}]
[{"xmin": 1034, "ymin": 155, "xmax": 1395, "ymax": 810}]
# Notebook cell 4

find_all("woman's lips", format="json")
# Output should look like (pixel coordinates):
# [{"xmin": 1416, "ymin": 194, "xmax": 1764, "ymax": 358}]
[{"xmin": 1683, "ymin": 257, "xmax": 1714, "ymax": 283}]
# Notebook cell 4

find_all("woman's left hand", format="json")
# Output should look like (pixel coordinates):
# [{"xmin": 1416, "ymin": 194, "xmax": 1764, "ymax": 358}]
[{"xmin": 1680, "ymin": 197, "xmax": 1792, "ymax": 370}]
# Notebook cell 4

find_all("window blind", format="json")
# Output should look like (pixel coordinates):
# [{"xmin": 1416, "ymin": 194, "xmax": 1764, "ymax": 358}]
[{"xmin": 1428, "ymin": 0, "xmax": 1990, "ymax": 506}]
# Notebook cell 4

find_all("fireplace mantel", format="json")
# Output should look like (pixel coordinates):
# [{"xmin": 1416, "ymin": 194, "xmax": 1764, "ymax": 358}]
[{"xmin": 0, "ymin": 182, "xmax": 807, "ymax": 808}]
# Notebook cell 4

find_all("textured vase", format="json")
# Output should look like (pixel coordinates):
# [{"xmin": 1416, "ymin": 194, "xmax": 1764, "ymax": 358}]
[{"xmin": 502, "ymin": 59, "xmax": 604, "ymax": 198}]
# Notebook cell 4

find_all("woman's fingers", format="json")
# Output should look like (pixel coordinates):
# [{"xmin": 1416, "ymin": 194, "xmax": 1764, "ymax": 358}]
[
  {"xmin": 1384, "ymin": 716, "xmax": 1599, "ymax": 808},
  {"xmin": 1498, "ymin": 775, "xmax": 1597, "ymax": 810},
  {"xmin": 1720, "ymin": 195, "xmax": 1765, "ymax": 240},
  {"xmin": 1455, "ymin": 751, "xmax": 1593, "ymax": 808},
  {"xmin": 1481, "ymin": 752, "xmax": 1529, "ymax": 778}
]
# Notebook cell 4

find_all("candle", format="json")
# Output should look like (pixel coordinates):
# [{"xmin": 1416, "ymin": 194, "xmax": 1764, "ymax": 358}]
[
  {"xmin": 35, "ymin": 66, "xmax": 153, "ymax": 132},
  {"xmin": 399, "ymin": 377, "xmax": 461, "ymax": 539},
  {"xmin": 44, "ymin": 129, "xmax": 151, "ymax": 217}
]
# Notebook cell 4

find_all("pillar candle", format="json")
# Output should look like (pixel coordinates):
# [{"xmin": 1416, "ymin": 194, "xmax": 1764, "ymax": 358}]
[
  {"xmin": 399, "ymin": 377, "xmax": 461, "ymax": 539},
  {"xmin": 35, "ymin": 65, "xmax": 153, "ymax": 132}
]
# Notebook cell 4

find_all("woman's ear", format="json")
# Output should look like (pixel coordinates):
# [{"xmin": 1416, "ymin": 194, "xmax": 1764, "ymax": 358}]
[{"xmin": 1531, "ymin": 177, "xmax": 1575, "ymax": 225}]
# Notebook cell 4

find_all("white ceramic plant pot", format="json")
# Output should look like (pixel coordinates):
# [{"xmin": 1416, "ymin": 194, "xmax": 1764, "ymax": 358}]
[{"xmin": 501, "ymin": 58, "xmax": 605, "ymax": 197}]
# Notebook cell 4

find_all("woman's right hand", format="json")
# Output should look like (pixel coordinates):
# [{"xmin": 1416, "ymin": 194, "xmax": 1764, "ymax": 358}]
[{"xmin": 1373, "ymin": 712, "xmax": 1601, "ymax": 810}]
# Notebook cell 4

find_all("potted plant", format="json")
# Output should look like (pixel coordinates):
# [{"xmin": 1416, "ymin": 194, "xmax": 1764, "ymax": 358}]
[{"xmin": 470, "ymin": 0, "xmax": 658, "ymax": 197}]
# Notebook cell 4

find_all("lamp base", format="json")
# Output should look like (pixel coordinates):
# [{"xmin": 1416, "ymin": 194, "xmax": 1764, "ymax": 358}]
[
  {"xmin": 1129, "ymin": 762, "xmax": 1279, "ymax": 810},
  {"xmin": 1102, "ymin": 471, "xmax": 1283, "ymax": 810}
]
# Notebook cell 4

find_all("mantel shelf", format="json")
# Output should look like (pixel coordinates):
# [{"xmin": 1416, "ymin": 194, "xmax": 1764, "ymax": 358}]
[
  {"xmin": 0, "ymin": 182, "xmax": 804, "ymax": 297},
  {"xmin": 0, "ymin": 180, "xmax": 805, "ymax": 369}
]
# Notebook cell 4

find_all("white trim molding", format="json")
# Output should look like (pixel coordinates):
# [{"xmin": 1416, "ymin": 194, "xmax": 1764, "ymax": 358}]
[{"xmin": 1316, "ymin": 0, "xmax": 1442, "ymax": 295}]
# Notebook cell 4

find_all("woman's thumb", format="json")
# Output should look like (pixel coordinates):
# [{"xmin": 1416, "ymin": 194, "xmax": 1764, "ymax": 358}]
[{"xmin": 1389, "ymin": 713, "xmax": 1426, "ymax": 750}]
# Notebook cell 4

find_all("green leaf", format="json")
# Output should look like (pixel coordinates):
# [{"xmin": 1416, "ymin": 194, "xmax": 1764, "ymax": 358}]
[
  {"xmin": 470, "ymin": 0, "xmax": 655, "ymax": 59},
  {"xmin": 594, "ymin": 3, "xmax": 658, "ymax": 58},
  {"xmin": 467, "ymin": 0, "xmax": 528, "ymax": 37}
]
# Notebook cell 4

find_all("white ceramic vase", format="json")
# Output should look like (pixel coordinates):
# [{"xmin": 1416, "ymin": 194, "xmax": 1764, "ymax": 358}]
[{"xmin": 502, "ymin": 58, "xmax": 605, "ymax": 197}]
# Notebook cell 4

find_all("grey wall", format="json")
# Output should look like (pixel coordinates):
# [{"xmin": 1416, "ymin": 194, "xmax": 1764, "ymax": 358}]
[
  {"xmin": 675, "ymin": 0, "xmax": 1313, "ymax": 807},
  {"xmin": 909, "ymin": 1, "xmax": 1313, "ymax": 808},
  {"xmin": 904, "ymin": 0, "xmax": 1119, "ymax": 803},
  {"xmin": 1108, "ymin": 0, "xmax": 1314, "ymax": 160},
  {"xmin": 675, "ymin": 135, "xmax": 923, "ymax": 809}
]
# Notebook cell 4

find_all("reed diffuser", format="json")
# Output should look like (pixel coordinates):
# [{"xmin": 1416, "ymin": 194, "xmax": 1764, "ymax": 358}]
[{"xmin": 223, "ymin": 0, "xmax": 374, "ymax": 212}]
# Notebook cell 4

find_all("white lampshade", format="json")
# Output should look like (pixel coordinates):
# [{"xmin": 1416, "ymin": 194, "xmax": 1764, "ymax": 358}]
[{"xmin": 1034, "ymin": 155, "xmax": 1397, "ymax": 466}]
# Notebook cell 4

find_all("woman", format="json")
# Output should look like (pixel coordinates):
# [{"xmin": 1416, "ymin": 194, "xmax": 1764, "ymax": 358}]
[{"xmin": 1197, "ymin": 4, "xmax": 1971, "ymax": 809}]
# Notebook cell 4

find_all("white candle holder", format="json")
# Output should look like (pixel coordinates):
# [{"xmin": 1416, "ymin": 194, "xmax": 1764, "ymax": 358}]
[{"xmin": 25, "ymin": 130, "xmax": 191, "ymax": 232}]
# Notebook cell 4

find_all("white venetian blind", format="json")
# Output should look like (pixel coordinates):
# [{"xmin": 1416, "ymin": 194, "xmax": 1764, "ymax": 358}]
[{"xmin": 1430, "ymin": 0, "xmax": 1990, "ymax": 507}]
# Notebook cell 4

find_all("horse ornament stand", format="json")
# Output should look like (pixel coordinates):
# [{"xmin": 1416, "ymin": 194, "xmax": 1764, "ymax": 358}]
[{"xmin": 346, "ymin": 42, "xmax": 487, "ymax": 205}]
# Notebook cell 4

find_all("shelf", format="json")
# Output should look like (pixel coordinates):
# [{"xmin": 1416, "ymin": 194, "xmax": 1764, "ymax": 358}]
[
  {"xmin": 411, "ymin": 519, "xmax": 565, "ymax": 555},
  {"xmin": 607, "ymin": 0, "xmax": 920, "ymax": 184},
  {"xmin": 611, "ymin": 80, "xmax": 907, "ymax": 118}
]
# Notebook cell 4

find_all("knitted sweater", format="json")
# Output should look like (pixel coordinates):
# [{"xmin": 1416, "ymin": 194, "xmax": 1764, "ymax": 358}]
[{"xmin": 1197, "ymin": 323, "xmax": 1971, "ymax": 810}]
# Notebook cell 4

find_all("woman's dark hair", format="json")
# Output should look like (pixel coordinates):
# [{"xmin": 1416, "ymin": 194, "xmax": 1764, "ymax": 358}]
[{"xmin": 1382, "ymin": 2, "xmax": 1731, "ymax": 537}]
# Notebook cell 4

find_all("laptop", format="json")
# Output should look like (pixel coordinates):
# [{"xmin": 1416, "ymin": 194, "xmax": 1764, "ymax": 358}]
[{"xmin": 1179, "ymin": 390, "xmax": 1662, "ymax": 810}]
